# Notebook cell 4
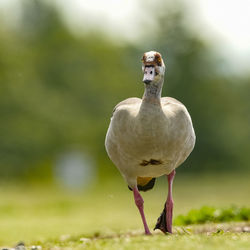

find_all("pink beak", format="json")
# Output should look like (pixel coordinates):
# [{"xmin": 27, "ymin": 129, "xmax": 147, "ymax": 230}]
[{"xmin": 143, "ymin": 66, "xmax": 155, "ymax": 84}]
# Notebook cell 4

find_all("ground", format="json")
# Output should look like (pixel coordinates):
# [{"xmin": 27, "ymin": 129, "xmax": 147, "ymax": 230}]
[{"xmin": 0, "ymin": 173, "xmax": 249, "ymax": 249}]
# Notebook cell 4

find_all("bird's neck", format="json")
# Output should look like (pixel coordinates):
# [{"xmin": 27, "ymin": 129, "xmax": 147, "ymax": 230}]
[{"xmin": 142, "ymin": 78, "xmax": 164, "ymax": 105}]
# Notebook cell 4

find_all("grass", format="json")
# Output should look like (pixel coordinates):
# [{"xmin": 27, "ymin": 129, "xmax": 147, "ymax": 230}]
[
  {"xmin": 174, "ymin": 206, "xmax": 250, "ymax": 225},
  {"xmin": 0, "ymin": 173, "xmax": 249, "ymax": 249},
  {"xmin": 13, "ymin": 223, "xmax": 250, "ymax": 249}
]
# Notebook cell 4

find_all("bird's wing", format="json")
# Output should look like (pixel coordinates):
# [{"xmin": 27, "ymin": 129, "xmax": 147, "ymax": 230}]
[
  {"xmin": 112, "ymin": 97, "xmax": 141, "ymax": 116},
  {"xmin": 161, "ymin": 96, "xmax": 184, "ymax": 106}
]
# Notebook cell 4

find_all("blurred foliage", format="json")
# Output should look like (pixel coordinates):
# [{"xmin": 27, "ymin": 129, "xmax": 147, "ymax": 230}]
[
  {"xmin": 0, "ymin": 0, "xmax": 249, "ymax": 180},
  {"xmin": 174, "ymin": 206, "xmax": 250, "ymax": 225}
]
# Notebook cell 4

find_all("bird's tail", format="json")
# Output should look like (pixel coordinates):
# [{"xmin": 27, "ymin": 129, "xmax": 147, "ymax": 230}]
[{"xmin": 128, "ymin": 177, "xmax": 156, "ymax": 192}]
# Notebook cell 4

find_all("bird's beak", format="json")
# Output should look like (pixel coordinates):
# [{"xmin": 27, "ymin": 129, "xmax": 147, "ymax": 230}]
[{"xmin": 143, "ymin": 66, "xmax": 155, "ymax": 84}]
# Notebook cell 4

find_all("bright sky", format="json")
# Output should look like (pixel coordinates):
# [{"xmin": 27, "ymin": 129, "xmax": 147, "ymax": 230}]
[
  {"xmin": 193, "ymin": 0, "xmax": 250, "ymax": 72},
  {"xmin": 55, "ymin": 0, "xmax": 250, "ymax": 73},
  {"xmin": 198, "ymin": 0, "xmax": 250, "ymax": 50},
  {"xmin": 1, "ymin": 0, "xmax": 250, "ymax": 72}
]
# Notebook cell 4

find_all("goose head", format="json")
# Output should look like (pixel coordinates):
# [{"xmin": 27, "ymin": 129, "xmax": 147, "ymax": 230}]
[{"xmin": 142, "ymin": 51, "xmax": 165, "ymax": 85}]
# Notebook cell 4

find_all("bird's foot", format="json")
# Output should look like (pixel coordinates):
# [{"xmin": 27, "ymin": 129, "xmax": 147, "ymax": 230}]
[
  {"xmin": 145, "ymin": 230, "xmax": 152, "ymax": 235},
  {"xmin": 154, "ymin": 202, "xmax": 172, "ymax": 234}
]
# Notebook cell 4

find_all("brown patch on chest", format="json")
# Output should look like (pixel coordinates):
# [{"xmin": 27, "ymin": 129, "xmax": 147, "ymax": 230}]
[{"xmin": 140, "ymin": 159, "xmax": 163, "ymax": 166}]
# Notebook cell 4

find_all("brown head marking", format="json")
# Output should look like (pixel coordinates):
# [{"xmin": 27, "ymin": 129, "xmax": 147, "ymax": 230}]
[
  {"xmin": 154, "ymin": 53, "xmax": 162, "ymax": 66},
  {"xmin": 142, "ymin": 51, "xmax": 163, "ymax": 66},
  {"xmin": 142, "ymin": 54, "xmax": 147, "ymax": 64}
]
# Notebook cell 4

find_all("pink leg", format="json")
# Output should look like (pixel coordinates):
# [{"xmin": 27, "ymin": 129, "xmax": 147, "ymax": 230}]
[
  {"xmin": 133, "ymin": 187, "xmax": 151, "ymax": 235},
  {"xmin": 166, "ymin": 170, "xmax": 175, "ymax": 233},
  {"xmin": 154, "ymin": 169, "xmax": 176, "ymax": 234}
]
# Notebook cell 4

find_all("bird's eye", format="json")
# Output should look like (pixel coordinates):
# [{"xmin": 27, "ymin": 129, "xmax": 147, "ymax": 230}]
[
  {"xmin": 155, "ymin": 71, "xmax": 159, "ymax": 76},
  {"xmin": 150, "ymin": 71, "xmax": 153, "ymax": 74}
]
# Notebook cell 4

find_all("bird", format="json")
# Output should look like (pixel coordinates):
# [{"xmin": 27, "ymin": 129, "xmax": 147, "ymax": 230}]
[{"xmin": 105, "ymin": 51, "xmax": 195, "ymax": 235}]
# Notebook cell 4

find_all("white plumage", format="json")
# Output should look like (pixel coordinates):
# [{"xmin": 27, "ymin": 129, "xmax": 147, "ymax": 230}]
[{"xmin": 105, "ymin": 96, "xmax": 195, "ymax": 186}]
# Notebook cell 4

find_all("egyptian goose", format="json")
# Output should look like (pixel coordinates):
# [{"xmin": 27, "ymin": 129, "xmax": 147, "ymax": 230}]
[{"xmin": 105, "ymin": 51, "xmax": 195, "ymax": 235}]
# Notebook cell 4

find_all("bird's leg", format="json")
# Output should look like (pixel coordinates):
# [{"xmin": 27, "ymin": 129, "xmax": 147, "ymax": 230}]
[
  {"xmin": 154, "ymin": 169, "xmax": 176, "ymax": 234},
  {"xmin": 133, "ymin": 187, "xmax": 151, "ymax": 235},
  {"xmin": 165, "ymin": 169, "xmax": 175, "ymax": 233}
]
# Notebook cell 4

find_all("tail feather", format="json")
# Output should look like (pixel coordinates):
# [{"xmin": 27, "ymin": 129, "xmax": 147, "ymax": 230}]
[{"xmin": 128, "ymin": 177, "xmax": 156, "ymax": 192}]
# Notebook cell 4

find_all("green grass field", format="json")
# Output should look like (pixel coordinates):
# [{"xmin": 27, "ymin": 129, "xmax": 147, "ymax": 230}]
[{"xmin": 0, "ymin": 173, "xmax": 249, "ymax": 249}]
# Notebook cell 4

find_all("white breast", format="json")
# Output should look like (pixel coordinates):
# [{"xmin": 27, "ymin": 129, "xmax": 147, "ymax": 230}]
[{"xmin": 105, "ymin": 97, "xmax": 195, "ymax": 187}]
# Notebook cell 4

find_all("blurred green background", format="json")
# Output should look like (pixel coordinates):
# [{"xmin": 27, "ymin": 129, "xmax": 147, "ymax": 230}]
[
  {"xmin": 0, "ymin": 0, "xmax": 249, "ymax": 183},
  {"xmin": 0, "ymin": 0, "xmax": 250, "ymax": 247}
]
